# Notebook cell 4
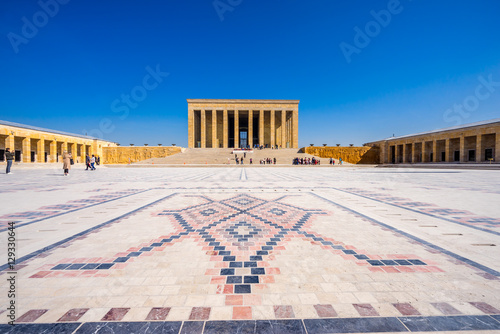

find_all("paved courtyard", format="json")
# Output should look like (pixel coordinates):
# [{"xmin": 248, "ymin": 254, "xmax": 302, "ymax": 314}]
[{"xmin": 1, "ymin": 166, "xmax": 500, "ymax": 333}]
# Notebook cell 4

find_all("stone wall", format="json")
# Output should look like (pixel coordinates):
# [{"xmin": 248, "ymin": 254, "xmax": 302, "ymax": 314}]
[
  {"xmin": 102, "ymin": 146, "xmax": 182, "ymax": 164},
  {"xmin": 304, "ymin": 146, "xmax": 380, "ymax": 164}
]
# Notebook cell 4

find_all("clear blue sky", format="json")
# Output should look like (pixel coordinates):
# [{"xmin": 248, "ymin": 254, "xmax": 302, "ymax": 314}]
[{"xmin": 1, "ymin": 0, "xmax": 499, "ymax": 146}]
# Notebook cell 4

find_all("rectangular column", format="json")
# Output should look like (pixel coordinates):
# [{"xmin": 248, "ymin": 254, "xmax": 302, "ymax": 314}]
[
  {"xmin": 445, "ymin": 139, "xmax": 451, "ymax": 162},
  {"xmin": 22, "ymin": 137, "xmax": 30, "ymax": 163},
  {"xmin": 248, "ymin": 110, "xmax": 253, "ymax": 148},
  {"xmin": 476, "ymin": 134, "xmax": 482, "ymax": 162},
  {"xmin": 71, "ymin": 143, "xmax": 77, "ymax": 161},
  {"xmin": 201, "ymin": 110, "xmax": 206, "ymax": 148},
  {"xmin": 432, "ymin": 140, "xmax": 437, "ymax": 162},
  {"xmin": 292, "ymin": 109, "xmax": 298, "ymax": 148},
  {"xmin": 411, "ymin": 142, "xmax": 417, "ymax": 163},
  {"xmin": 259, "ymin": 110, "xmax": 264, "ymax": 147},
  {"xmin": 496, "ymin": 133, "xmax": 500, "ymax": 162},
  {"xmin": 5, "ymin": 134, "xmax": 14, "ymax": 152},
  {"xmin": 188, "ymin": 108, "xmax": 194, "ymax": 148},
  {"xmin": 50, "ymin": 140, "xmax": 57, "ymax": 163},
  {"xmin": 460, "ymin": 136, "xmax": 466, "ymax": 162},
  {"xmin": 37, "ymin": 139, "xmax": 45, "ymax": 163},
  {"xmin": 223, "ymin": 110, "xmax": 228, "ymax": 148},
  {"xmin": 234, "ymin": 110, "xmax": 239, "ymax": 148},
  {"xmin": 270, "ymin": 110, "xmax": 275, "ymax": 148},
  {"xmin": 281, "ymin": 110, "xmax": 286, "ymax": 148},
  {"xmin": 402, "ymin": 143, "xmax": 407, "ymax": 163},
  {"xmin": 422, "ymin": 142, "xmax": 427, "ymax": 162},
  {"xmin": 212, "ymin": 110, "xmax": 217, "ymax": 148}
]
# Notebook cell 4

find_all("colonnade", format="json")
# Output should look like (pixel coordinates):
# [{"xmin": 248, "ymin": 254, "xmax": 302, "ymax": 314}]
[
  {"xmin": 380, "ymin": 131, "xmax": 499, "ymax": 164},
  {"xmin": 187, "ymin": 100, "xmax": 299, "ymax": 149}
]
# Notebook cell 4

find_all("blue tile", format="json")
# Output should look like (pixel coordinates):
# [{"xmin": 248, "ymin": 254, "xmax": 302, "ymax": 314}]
[
  {"xmin": 400, "ymin": 315, "xmax": 500, "ymax": 332},
  {"xmin": 180, "ymin": 321, "xmax": 204, "ymax": 334},
  {"xmin": 150, "ymin": 243, "xmax": 163, "ymax": 247},
  {"xmin": 381, "ymin": 260, "xmax": 398, "ymax": 266},
  {"xmin": 81, "ymin": 263, "xmax": 99, "ymax": 270},
  {"xmin": 244, "ymin": 261, "xmax": 257, "ymax": 267},
  {"xmin": 354, "ymin": 255, "xmax": 369, "ymax": 260},
  {"xmin": 0, "ymin": 323, "xmax": 81, "ymax": 333},
  {"xmin": 114, "ymin": 257, "xmax": 129, "ymax": 263},
  {"xmin": 244, "ymin": 276, "xmax": 259, "ymax": 283},
  {"xmin": 128, "ymin": 252, "xmax": 142, "ymax": 257},
  {"xmin": 257, "ymin": 251, "xmax": 268, "ymax": 255},
  {"xmin": 250, "ymin": 256, "xmax": 262, "ymax": 261},
  {"xmin": 251, "ymin": 268, "xmax": 265, "ymax": 275},
  {"xmin": 66, "ymin": 263, "xmax": 85, "ymax": 270},
  {"xmin": 96, "ymin": 263, "xmax": 114, "ymax": 270},
  {"xmin": 220, "ymin": 268, "xmax": 235, "ymax": 276},
  {"xmin": 223, "ymin": 256, "xmax": 235, "ymax": 262},
  {"xmin": 234, "ymin": 284, "xmax": 251, "ymax": 293},
  {"xmin": 75, "ymin": 321, "xmax": 182, "ymax": 333},
  {"xmin": 342, "ymin": 250, "xmax": 356, "ymax": 255},
  {"xmin": 218, "ymin": 251, "xmax": 230, "ymax": 255},
  {"xmin": 229, "ymin": 262, "xmax": 242, "ymax": 268},
  {"xmin": 51, "ymin": 263, "xmax": 71, "ymax": 270},
  {"xmin": 395, "ymin": 259, "xmax": 412, "ymax": 265},
  {"xmin": 304, "ymin": 317, "xmax": 408, "ymax": 333},
  {"xmin": 408, "ymin": 259, "xmax": 426, "ymax": 265},
  {"xmin": 367, "ymin": 260, "xmax": 384, "ymax": 266}
]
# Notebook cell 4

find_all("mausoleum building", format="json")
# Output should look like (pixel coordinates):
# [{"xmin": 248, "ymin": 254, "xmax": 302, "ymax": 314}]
[{"xmin": 187, "ymin": 99, "xmax": 299, "ymax": 149}]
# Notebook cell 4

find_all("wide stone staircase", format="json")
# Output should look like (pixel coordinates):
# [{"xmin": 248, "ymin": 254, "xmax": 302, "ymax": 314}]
[{"xmin": 135, "ymin": 148, "xmax": 344, "ymax": 165}]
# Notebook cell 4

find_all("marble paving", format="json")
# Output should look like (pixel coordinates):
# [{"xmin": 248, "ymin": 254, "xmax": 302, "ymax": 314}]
[{"xmin": 0, "ymin": 166, "xmax": 499, "ymax": 333}]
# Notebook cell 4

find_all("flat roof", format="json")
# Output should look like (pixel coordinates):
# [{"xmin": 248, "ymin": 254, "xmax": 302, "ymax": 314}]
[
  {"xmin": 187, "ymin": 99, "xmax": 300, "ymax": 104},
  {"xmin": 376, "ymin": 118, "xmax": 500, "ymax": 142},
  {"xmin": 0, "ymin": 119, "xmax": 115, "ymax": 142}
]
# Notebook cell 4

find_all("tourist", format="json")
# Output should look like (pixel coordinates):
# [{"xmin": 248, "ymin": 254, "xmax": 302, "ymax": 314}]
[
  {"xmin": 62, "ymin": 150, "xmax": 72, "ymax": 176},
  {"xmin": 85, "ymin": 154, "xmax": 91, "ymax": 170},
  {"xmin": 250, "ymin": 158, "xmax": 252, "ymax": 164},
  {"xmin": 339, "ymin": 157, "xmax": 343, "ymax": 165},
  {"xmin": 5, "ymin": 148, "xmax": 14, "ymax": 174},
  {"xmin": 91, "ymin": 155, "xmax": 96, "ymax": 170},
  {"xmin": 241, "ymin": 158, "xmax": 244, "ymax": 165},
  {"xmin": 273, "ymin": 157, "xmax": 276, "ymax": 164}
]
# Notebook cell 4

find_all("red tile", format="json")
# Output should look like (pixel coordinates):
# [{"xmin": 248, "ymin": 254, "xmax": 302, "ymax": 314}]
[
  {"xmin": 226, "ymin": 295, "xmax": 243, "ymax": 306},
  {"xmin": 17, "ymin": 309, "xmax": 48, "ymax": 322},
  {"xmin": 101, "ymin": 308, "xmax": 130, "ymax": 321},
  {"xmin": 58, "ymin": 308, "xmax": 89, "ymax": 322},
  {"xmin": 233, "ymin": 306, "xmax": 252, "ymax": 320},
  {"xmin": 353, "ymin": 304, "xmax": 379, "ymax": 317},
  {"xmin": 244, "ymin": 295, "xmax": 262, "ymax": 306},
  {"xmin": 314, "ymin": 304, "xmax": 337, "ymax": 318},
  {"xmin": 29, "ymin": 271, "xmax": 52, "ymax": 278},
  {"xmin": 393, "ymin": 303, "xmax": 421, "ymax": 316},
  {"xmin": 431, "ymin": 303, "xmax": 462, "ymax": 315},
  {"xmin": 223, "ymin": 285, "xmax": 234, "ymax": 294},
  {"xmin": 381, "ymin": 266, "xmax": 400, "ymax": 273},
  {"xmin": 274, "ymin": 305, "xmax": 295, "ymax": 318},
  {"xmin": 469, "ymin": 302, "xmax": 500, "ymax": 314},
  {"xmin": 146, "ymin": 307, "xmax": 171, "ymax": 320},
  {"xmin": 189, "ymin": 307, "xmax": 211, "ymax": 320}
]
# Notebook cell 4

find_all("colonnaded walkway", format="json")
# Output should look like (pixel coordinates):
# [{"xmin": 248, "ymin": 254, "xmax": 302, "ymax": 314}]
[{"xmin": 0, "ymin": 166, "xmax": 499, "ymax": 333}]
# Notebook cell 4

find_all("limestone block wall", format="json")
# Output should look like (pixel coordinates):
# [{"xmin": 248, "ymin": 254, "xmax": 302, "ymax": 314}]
[
  {"xmin": 304, "ymin": 146, "xmax": 380, "ymax": 164},
  {"xmin": 102, "ymin": 146, "xmax": 182, "ymax": 164}
]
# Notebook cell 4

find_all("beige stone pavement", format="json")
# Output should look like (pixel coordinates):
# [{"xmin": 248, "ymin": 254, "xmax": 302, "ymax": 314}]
[{"xmin": 0, "ymin": 166, "xmax": 499, "ymax": 333}]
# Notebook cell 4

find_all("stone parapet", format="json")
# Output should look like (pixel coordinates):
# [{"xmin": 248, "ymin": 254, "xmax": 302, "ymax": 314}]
[
  {"xmin": 304, "ymin": 146, "xmax": 380, "ymax": 164},
  {"xmin": 102, "ymin": 146, "xmax": 182, "ymax": 164}
]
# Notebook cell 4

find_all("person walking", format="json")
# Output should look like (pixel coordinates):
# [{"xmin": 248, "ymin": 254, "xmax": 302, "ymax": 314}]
[
  {"xmin": 62, "ymin": 150, "xmax": 72, "ymax": 176},
  {"xmin": 85, "ymin": 154, "xmax": 91, "ymax": 170},
  {"xmin": 5, "ymin": 148, "xmax": 14, "ymax": 174},
  {"xmin": 91, "ymin": 155, "xmax": 96, "ymax": 170}
]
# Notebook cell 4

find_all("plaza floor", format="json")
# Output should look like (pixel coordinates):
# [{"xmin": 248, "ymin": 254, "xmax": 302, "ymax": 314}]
[{"xmin": 0, "ymin": 166, "xmax": 499, "ymax": 333}]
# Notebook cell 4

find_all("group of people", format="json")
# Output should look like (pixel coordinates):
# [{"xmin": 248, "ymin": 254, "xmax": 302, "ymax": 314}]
[
  {"xmin": 329, "ymin": 157, "xmax": 343, "ymax": 165},
  {"xmin": 260, "ymin": 158, "xmax": 276, "ymax": 164},
  {"xmin": 3, "ymin": 148, "xmax": 100, "ymax": 176},
  {"xmin": 293, "ymin": 157, "xmax": 320, "ymax": 165}
]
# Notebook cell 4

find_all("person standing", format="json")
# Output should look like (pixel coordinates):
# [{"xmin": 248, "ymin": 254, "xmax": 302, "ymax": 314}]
[
  {"xmin": 5, "ymin": 148, "xmax": 14, "ymax": 174},
  {"xmin": 85, "ymin": 154, "xmax": 90, "ymax": 170},
  {"xmin": 62, "ymin": 150, "xmax": 72, "ymax": 176}
]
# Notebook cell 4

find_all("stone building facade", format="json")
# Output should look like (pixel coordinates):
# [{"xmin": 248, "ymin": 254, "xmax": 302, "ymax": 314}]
[
  {"xmin": 187, "ymin": 99, "xmax": 299, "ymax": 149},
  {"xmin": 366, "ymin": 119, "xmax": 500, "ymax": 164},
  {"xmin": 0, "ymin": 120, "xmax": 117, "ymax": 163}
]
